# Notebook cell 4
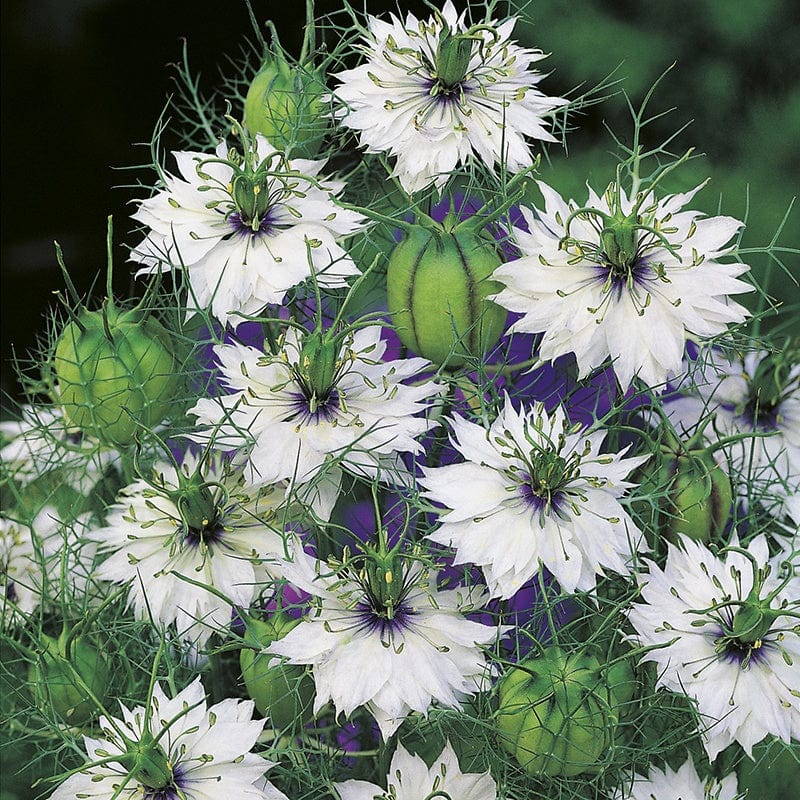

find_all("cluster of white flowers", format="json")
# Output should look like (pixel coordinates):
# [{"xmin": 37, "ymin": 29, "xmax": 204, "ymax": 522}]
[{"xmin": 2, "ymin": 2, "xmax": 797, "ymax": 799}]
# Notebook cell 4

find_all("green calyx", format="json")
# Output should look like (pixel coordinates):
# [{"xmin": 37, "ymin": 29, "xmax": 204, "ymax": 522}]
[
  {"xmin": 386, "ymin": 215, "xmax": 507, "ymax": 368},
  {"xmin": 231, "ymin": 173, "xmax": 274, "ymax": 231},
  {"xmin": 731, "ymin": 600, "xmax": 781, "ymax": 646},
  {"xmin": 599, "ymin": 209, "xmax": 640, "ymax": 277},
  {"xmin": 741, "ymin": 341, "xmax": 798, "ymax": 426}
]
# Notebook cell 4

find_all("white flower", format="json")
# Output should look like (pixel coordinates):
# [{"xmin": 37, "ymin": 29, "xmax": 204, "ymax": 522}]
[
  {"xmin": 131, "ymin": 133, "xmax": 364, "ymax": 325},
  {"xmin": 89, "ymin": 453, "xmax": 289, "ymax": 647},
  {"xmin": 189, "ymin": 325, "xmax": 443, "ymax": 503},
  {"xmin": 627, "ymin": 534, "xmax": 800, "ymax": 760},
  {"xmin": 613, "ymin": 756, "xmax": 739, "ymax": 800},
  {"xmin": 663, "ymin": 347, "xmax": 800, "ymax": 523},
  {"xmin": 331, "ymin": 1, "xmax": 566, "ymax": 194},
  {"xmin": 0, "ymin": 404, "xmax": 116, "ymax": 494},
  {"xmin": 421, "ymin": 396, "xmax": 648, "ymax": 598},
  {"xmin": 335, "ymin": 741, "xmax": 499, "ymax": 800},
  {"xmin": 267, "ymin": 543, "xmax": 501, "ymax": 740},
  {"xmin": 492, "ymin": 180, "xmax": 753, "ymax": 390},
  {"xmin": 1, "ymin": 513, "xmax": 41, "ymax": 627},
  {"xmin": 1, "ymin": 507, "xmax": 96, "ymax": 628},
  {"xmin": 48, "ymin": 676, "xmax": 287, "ymax": 800}
]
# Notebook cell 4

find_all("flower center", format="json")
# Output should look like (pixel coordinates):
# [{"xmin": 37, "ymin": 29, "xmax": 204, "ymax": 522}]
[
  {"xmin": 519, "ymin": 449, "xmax": 579, "ymax": 519},
  {"xmin": 184, "ymin": 519, "xmax": 224, "ymax": 548}
]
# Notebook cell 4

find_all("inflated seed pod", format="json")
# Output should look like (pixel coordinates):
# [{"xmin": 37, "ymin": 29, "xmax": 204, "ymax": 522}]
[
  {"xmin": 244, "ymin": 50, "xmax": 328, "ymax": 158},
  {"xmin": 53, "ymin": 301, "xmax": 177, "ymax": 446},
  {"xmin": 387, "ymin": 221, "xmax": 507, "ymax": 368},
  {"xmin": 496, "ymin": 646, "xmax": 630, "ymax": 777},
  {"xmin": 29, "ymin": 629, "xmax": 109, "ymax": 724},
  {"xmin": 240, "ymin": 614, "xmax": 316, "ymax": 730}
]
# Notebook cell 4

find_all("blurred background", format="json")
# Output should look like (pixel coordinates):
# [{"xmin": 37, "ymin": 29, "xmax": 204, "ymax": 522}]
[{"xmin": 2, "ymin": 0, "xmax": 799, "ymax": 409}]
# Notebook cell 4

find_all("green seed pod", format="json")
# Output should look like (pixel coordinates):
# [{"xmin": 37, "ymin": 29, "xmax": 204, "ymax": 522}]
[
  {"xmin": 240, "ymin": 615, "xmax": 316, "ymax": 730},
  {"xmin": 244, "ymin": 51, "xmax": 328, "ymax": 159},
  {"xmin": 29, "ymin": 629, "xmax": 110, "ymax": 724},
  {"xmin": 496, "ymin": 647, "xmax": 626, "ymax": 777},
  {"xmin": 637, "ymin": 434, "xmax": 733, "ymax": 545},
  {"xmin": 387, "ymin": 223, "xmax": 507, "ymax": 368},
  {"xmin": 53, "ymin": 302, "xmax": 177, "ymax": 446}
]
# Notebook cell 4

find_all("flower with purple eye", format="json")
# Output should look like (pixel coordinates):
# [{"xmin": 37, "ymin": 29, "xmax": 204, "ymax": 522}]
[
  {"xmin": 89, "ymin": 452, "xmax": 292, "ymax": 648},
  {"xmin": 627, "ymin": 533, "xmax": 800, "ymax": 760},
  {"xmin": 266, "ymin": 540, "xmax": 502, "ymax": 740},
  {"xmin": 492, "ymin": 179, "xmax": 753, "ymax": 391},
  {"xmin": 188, "ymin": 324, "xmax": 444, "ymax": 513},
  {"xmin": 420, "ymin": 394, "xmax": 648, "ymax": 599},
  {"xmin": 131, "ymin": 132, "xmax": 364, "ymax": 326},
  {"xmin": 330, "ymin": 0, "xmax": 566, "ymax": 194},
  {"xmin": 47, "ymin": 677, "xmax": 287, "ymax": 800}
]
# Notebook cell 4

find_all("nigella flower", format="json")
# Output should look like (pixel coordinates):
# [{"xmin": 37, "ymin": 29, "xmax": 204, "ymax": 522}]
[
  {"xmin": 334, "ymin": 741, "xmax": 499, "ymax": 800},
  {"xmin": 627, "ymin": 534, "xmax": 800, "ymax": 760},
  {"xmin": 48, "ymin": 677, "xmax": 288, "ymax": 800},
  {"xmin": 331, "ymin": 1, "xmax": 566, "ymax": 194},
  {"xmin": 420, "ymin": 395, "xmax": 648, "ymax": 599},
  {"xmin": 89, "ymin": 453, "xmax": 290, "ymax": 647},
  {"xmin": 131, "ymin": 130, "xmax": 364, "ymax": 325},
  {"xmin": 664, "ymin": 346, "xmax": 800, "ymax": 523},
  {"xmin": 267, "ymin": 540, "xmax": 501, "ymax": 740},
  {"xmin": 0, "ymin": 404, "xmax": 117, "ymax": 495},
  {"xmin": 492, "ymin": 178, "xmax": 753, "ymax": 391},
  {"xmin": 1, "ymin": 508, "xmax": 95, "ymax": 628},
  {"xmin": 613, "ymin": 756, "xmax": 739, "ymax": 800},
  {"xmin": 189, "ymin": 325, "xmax": 443, "ymax": 508}
]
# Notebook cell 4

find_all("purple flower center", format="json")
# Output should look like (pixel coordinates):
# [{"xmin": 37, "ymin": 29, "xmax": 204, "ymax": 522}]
[
  {"xmin": 355, "ymin": 599, "xmax": 415, "ymax": 638},
  {"xmin": 287, "ymin": 387, "xmax": 341, "ymax": 425},
  {"xmin": 184, "ymin": 521, "xmax": 224, "ymax": 548},
  {"xmin": 228, "ymin": 205, "xmax": 279, "ymax": 238}
]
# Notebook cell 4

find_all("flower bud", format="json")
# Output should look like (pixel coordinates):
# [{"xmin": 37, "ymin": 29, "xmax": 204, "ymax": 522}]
[
  {"xmin": 240, "ymin": 614, "xmax": 316, "ymax": 730},
  {"xmin": 53, "ymin": 302, "xmax": 178, "ymax": 446},
  {"xmin": 496, "ymin": 647, "xmax": 627, "ymax": 777},
  {"xmin": 244, "ymin": 51, "xmax": 328, "ymax": 158},
  {"xmin": 387, "ymin": 223, "xmax": 507, "ymax": 368},
  {"xmin": 29, "ymin": 629, "xmax": 110, "ymax": 724}
]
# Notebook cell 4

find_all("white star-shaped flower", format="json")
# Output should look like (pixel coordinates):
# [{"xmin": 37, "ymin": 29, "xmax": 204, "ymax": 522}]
[
  {"xmin": 492, "ymin": 180, "xmax": 753, "ymax": 390},
  {"xmin": 48, "ymin": 677, "xmax": 287, "ymax": 800},
  {"xmin": 267, "ymin": 543, "xmax": 501, "ymax": 740},
  {"xmin": 89, "ymin": 453, "xmax": 289, "ymax": 647},
  {"xmin": 421, "ymin": 396, "xmax": 648, "ymax": 598},
  {"xmin": 131, "ymin": 133, "xmax": 364, "ymax": 325},
  {"xmin": 613, "ymin": 756, "xmax": 739, "ymax": 800},
  {"xmin": 627, "ymin": 534, "xmax": 800, "ymax": 760},
  {"xmin": 189, "ymin": 325, "xmax": 443, "ymax": 505},
  {"xmin": 335, "ymin": 741, "xmax": 500, "ymax": 800},
  {"xmin": 331, "ymin": 1, "xmax": 566, "ymax": 193}
]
